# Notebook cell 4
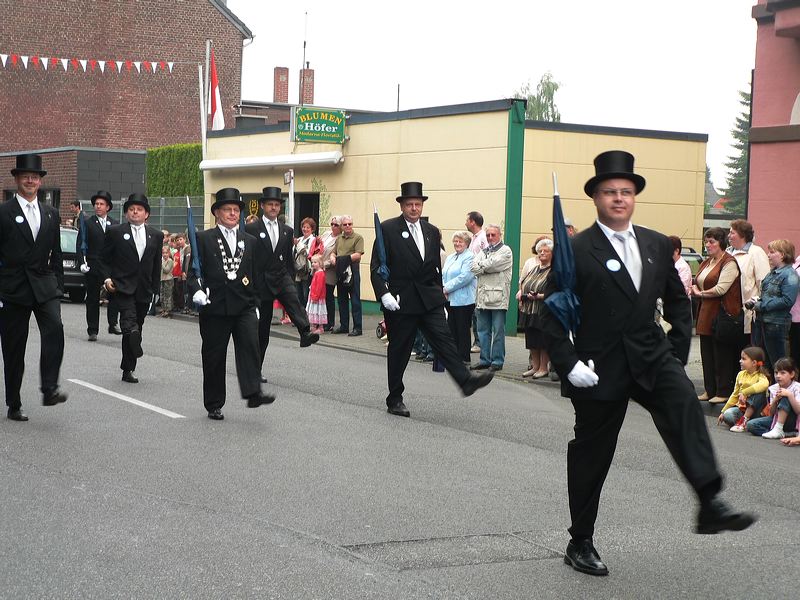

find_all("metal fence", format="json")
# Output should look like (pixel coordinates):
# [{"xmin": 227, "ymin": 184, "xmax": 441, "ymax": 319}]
[{"xmin": 80, "ymin": 196, "xmax": 205, "ymax": 233}]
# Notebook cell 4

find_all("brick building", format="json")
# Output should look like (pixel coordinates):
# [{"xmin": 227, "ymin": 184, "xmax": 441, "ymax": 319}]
[{"xmin": 0, "ymin": 0, "xmax": 250, "ymax": 221}]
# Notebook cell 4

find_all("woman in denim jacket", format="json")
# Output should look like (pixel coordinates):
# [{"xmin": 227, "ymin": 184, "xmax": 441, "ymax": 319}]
[
  {"xmin": 442, "ymin": 231, "xmax": 476, "ymax": 363},
  {"xmin": 752, "ymin": 239, "xmax": 800, "ymax": 370}
]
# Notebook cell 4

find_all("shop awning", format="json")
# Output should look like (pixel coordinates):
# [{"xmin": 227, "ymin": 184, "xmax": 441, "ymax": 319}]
[{"xmin": 199, "ymin": 150, "xmax": 344, "ymax": 171}]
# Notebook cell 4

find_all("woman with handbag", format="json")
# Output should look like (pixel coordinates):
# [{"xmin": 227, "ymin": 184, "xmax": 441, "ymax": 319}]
[
  {"xmin": 691, "ymin": 227, "xmax": 743, "ymax": 404},
  {"xmin": 750, "ymin": 239, "xmax": 800, "ymax": 371}
]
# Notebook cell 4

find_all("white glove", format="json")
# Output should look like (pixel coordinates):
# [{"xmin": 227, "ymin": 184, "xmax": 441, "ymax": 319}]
[
  {"xmin": 193, "ymin": 290, "xmax": 211, "ymax": 306},
  {"xmin": 567, "ymin": 360, "xmax": 598, "ymax": 388},
  {"xmin": 381, "ymin": 293, "xmax": 400, "ymax": 311},
  {"xmin": 255, "ymin": 307, "xmax": 260, "ymax": 320},
  {"xmin": 80, "ymin": 263, "xmax": 90, "ymax": 274}
]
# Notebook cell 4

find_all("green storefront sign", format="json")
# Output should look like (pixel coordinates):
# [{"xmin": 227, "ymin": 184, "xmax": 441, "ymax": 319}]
[{"xmin": 292, "ymin": 107, "xmax": 346, "ymax": 144}]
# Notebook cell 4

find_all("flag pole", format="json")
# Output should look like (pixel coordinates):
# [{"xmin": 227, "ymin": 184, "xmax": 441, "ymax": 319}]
[{"xmin": 198, "ymin": 64, "xmax": 207, "ymax": 159}]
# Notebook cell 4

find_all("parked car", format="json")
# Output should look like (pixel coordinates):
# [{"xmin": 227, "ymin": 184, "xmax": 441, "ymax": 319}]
[
  {"xmin": 60, "ymin": 226, "xmax": 86, "ymax": 303},
  {"xmin": 681, "ymin": 246, "xmax": 703, "ymax": 277}
]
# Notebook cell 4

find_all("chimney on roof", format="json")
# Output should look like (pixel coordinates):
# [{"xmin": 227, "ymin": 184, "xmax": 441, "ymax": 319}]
[
  {"xmin": 299, "ymin": 62, "xmax": 314, "ymax": 105},
  {"xmin": 274, "ymin": 67, "xmax": 289, "ymax": 104}
]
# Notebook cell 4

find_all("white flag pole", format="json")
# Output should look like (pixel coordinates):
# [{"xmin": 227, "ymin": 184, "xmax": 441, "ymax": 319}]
[{"xmin": 198, "ymin": 64, "xmax": 207, "ymax": 160}]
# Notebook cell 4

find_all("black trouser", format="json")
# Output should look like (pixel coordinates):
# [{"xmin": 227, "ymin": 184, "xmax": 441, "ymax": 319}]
[
  {"xmin": 790, "ymin": 322, "xmax": 800, "ymax": 370},
  {"xmin": 383, "ymin": 307, "xmax": 471, "ymax": 407},
  {"xmin": 257, "ymin": 284, "xmax": 310, "ymax": 368},
  {"xmin": 173, "ymin": 278, "xmax": 185, "ymax": 311},
  {"xmin": 116, "ymin": 294, "xmax": 149, "ymax": 372},
  {"xmin": 337, "ymin": 268, "xmax": 362, "ymax": 331},
  {"xmin": 567, "ymin": 354, "xmax": 722, "ymax": 541},
  {"xmin": 85, "ymin": 270, "xmax": 119, "ymax": 335},
  {"xmin": 0, "ymin": 298, "xmax": 64, "ymax": 409},
  {"xmin": 699, "ymin": 334, "xmax": 738, "ymax": 398},
  {"xmin": 447, "ymin": 304, "xmax": 475, "ymax": 363},
  {"xmin": 199, "ymin": 310, "xmax": 261, "ymax": 412},
  {"xmin": 325, "ymin": 283, "xmax": 336, "ymax": 330}
]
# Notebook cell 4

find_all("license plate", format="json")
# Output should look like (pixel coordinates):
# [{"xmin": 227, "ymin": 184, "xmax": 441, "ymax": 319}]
[{"xmin": 63, "ymin": 259, "xmax": 75, "ymax": 268}]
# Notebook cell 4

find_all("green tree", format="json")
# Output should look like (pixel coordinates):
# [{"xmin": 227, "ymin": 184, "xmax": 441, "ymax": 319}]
[
  {"xmin": 722, "ymin": 90, "xmax": 751, "ymax": 215},
  {"xmin": 515, "ymin": 72, "xmax": 561, "ymax": 122}
]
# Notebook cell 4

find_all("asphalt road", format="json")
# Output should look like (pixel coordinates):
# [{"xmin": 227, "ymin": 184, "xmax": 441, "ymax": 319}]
[{"xmin": 0, "ymin": 302, "xmax": 797, "ymax": 599}]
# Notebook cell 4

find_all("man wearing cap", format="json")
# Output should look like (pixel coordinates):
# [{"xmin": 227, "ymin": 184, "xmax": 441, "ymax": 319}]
[
  {"xmin": 246, "ymin": 186, "xmax": 318, "ymax": 382},
  {"xmin": 543, "ymin": 150, "xmax": 755, "ymax": 577},
  {"xmin": 0, "ymin": 153, "xmax": 68, "ymax": 421},
  {"xmin": 370, "ymin": 181, "xmax": 495, "ymax": 418},
  {"xmin": 101, "ymin": 193, "xmax": 164, "ymax": 384},
  {"xmin": 189, "ymin": 188, "xmax": 275, "ymax": 420},
  {"xmin": 77, "ymin": 190, "xmax": 121, "ymax": 341}
]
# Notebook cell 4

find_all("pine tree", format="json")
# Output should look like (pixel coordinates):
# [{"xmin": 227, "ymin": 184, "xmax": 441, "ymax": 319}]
[{"xmin": 722, "ymin": 90, "xmax": 751, "ymax": 215}]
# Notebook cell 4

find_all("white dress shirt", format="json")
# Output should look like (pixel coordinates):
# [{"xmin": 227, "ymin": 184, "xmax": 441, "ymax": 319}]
[{"xmin": 16, "ymin": 194, "xmax": 40, "ymax": 239}]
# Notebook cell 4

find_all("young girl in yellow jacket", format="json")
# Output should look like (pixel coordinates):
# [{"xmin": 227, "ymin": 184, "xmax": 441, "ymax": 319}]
[{"xmin": 718, "ymin": 346, "xmax": 771, "ymax": 431}]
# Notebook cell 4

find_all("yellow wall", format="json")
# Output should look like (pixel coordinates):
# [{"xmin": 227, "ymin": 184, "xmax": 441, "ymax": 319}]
[{"xmin": 521, "ymin": 128, "xmax": 707, "ymax": 262}]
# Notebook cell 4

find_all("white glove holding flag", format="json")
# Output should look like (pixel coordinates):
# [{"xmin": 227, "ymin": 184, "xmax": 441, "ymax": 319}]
[
  {"xmin": 381, "ymin": 293, "xmax": 400, "ymax": 311},
  {"xmin": 567, "ymin": 360, "xmax": 598, "ymax": 388},
  {"xmin": 193, "ymin": 290, "xmax": 211, "ymax": 306},
  {"xmin": 80, "ymin": 263, "xmax": 90, "ymax": 274}
]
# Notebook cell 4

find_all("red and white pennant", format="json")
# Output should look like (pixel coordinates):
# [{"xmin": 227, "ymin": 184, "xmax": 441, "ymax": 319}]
[{"xmin": 0, "ymin": 52, "xmax": 175, "ymax": 74}]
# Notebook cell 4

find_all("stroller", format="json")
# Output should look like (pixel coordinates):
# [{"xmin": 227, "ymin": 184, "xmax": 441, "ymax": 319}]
[{"xmin": 375, "ymin": 318, "xmax": 387, "ymax": 339}]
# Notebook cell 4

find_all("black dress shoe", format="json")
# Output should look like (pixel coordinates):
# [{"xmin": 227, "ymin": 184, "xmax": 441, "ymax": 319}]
[
  {"xmin": 323, "ymin": 326, "xmax": 333, "ymax": 332},
  {"xmin": 331, "ymin": 327, "xmax": 348, "ymax": 334},
  {"xmin": 122, "ymin": 371, "xmax": 139, "ymax": 383},
  {"xmin": 564, "ymin": 539, "xmax": 609, "ymax": 576},
  {"xmin": 108, "ymin": 325, "xmax": 122, "ymax": 335},
  {"xmin": 347, "ymin": 329, "xmax": 362, "ymax": 337},
  {"xmin": 246, "ymin": 392, "xmax": 276, "ymax": 408},
  {"xmin": 489, "ymin": 364, "xmax": 503, "ymax": 372},
  {"xmin": 129, "ymin": 330, "xmax": 144, "ymax": 358},
  {"xmin": 42, "ymin": 389, "xmax": 68, "ymax": 406},
  {"xmin": 7, "ymin": 408, "xmax": 28, "ymax": 422},
  {"xmin": 260, "ymin": 375, "xmax": 269, "ymax": 384},
  {"xmin": 88, "ymin": 334, "xmax": 98, "ymax": 342},
  {"xmin": 387, "ymin": 402, "xmax": 411, "ymax": 417},
  {"xmin": 696, "ymin": 497, "xmax": 757, "ymax": 534},
  {"xmin": 207, "ymin": 409, "xmax": 224, "ymax": 420},
  {"xmin": 300, "ymin": 331, "xmax": 320, "ymax": 347},
  {"xmin": 461, "ymin": 371, "xmax": 494, "ymax": 396},
  {"xmin": 470, "ymin": 363, "xmax": 490, "ymax": 371}
]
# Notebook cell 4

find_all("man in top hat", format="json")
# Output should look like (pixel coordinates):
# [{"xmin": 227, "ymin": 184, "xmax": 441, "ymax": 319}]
[
  {"xmin": 542, "ymin": 150, "xmax": 755, "ymax": 577},
  {"xmin": 101, "ymin": 193, "xmax": 164, "ymax": 383},
  {"xmin": 0, "ymin": 153, "xmax": 68, "ymax": 421},
  {"xmin": 370, "ymin": 181, "xmax": 495, "ymax": 418},
  {"xmin": 189, "ymin": 188, "xmax": 275, "ymax": 420},
  {"xmin": 77, "ymin": 190, "xmax": 121, "ymax": 341},
  {"xmin": 245, "ymin": 186, "xmax": 318, "ymax": 383}
]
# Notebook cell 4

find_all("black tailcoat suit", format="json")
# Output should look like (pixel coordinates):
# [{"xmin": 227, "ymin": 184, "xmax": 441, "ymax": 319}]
[
  {"xmin": 0, "ymin": 197, "xmax": 65, "ymax": 407},
  {"xmin": 100, "ymin": 223, "xmax": 163, "ymax": 372},
  {"xmin": 189, "ymin": 228, "xmax": 262, "ymax": 411},
  {"xmin": 543, "ymin": 223, "xmax": 722, "ymax": 540},
  {"xmin": 370, "ymin": 215, "xmax": 471, "ymax": 407},
  {"xmin": 76, "ymin": 214, "xmax": 119, "ymax": 335},
  {"xmin": 245, "ymin": 218, "xmax": 310, "ymax": 367}
]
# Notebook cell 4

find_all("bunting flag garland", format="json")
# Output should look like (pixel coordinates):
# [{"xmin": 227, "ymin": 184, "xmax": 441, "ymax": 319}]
[{"xmin": 0, "ymin": 50, "xmax": 182, "ymax": 75}]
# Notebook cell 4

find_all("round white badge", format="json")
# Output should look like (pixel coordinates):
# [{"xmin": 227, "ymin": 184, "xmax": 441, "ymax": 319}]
[
  {"xmin": 606, "ymin": 259, "xmax": 621, "ymax": 272},
  {"xmin": 227, "ymin": 272, "xmax": 237, "ymax": 280},
  {"xmin": 401, "ymin": 231, "xmax": 409, "ymax": 239},
  {"xmin": 260, "ymin": 232, "xmax": 266, "ymax": 239},
  {"xmin": 15, "ymin": 215, "xmax": 24, "ymax": 224},
  {"xmin": 237, "ymin": 240, "xmax": 245, "ymax": 249},
  {"xmin": 123, "ymin": 233, "xmax": 131, "ymax": 240}
]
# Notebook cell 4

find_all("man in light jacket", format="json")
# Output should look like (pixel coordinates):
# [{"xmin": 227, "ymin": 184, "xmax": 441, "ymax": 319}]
[{"xmin": 470, "ymin": 224, "xmax": 513, "ymax": 371}]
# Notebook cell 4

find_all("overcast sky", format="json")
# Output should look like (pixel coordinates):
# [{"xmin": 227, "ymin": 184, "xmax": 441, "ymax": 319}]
[{"xmin": 226, "ymin": 0, "xmax": 757, "ymax": 193}]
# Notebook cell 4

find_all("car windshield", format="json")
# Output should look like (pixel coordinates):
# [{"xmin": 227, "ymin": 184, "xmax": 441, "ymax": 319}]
[{"xmin": 60, "ymin": 228, "xmax": 77, "ymax": 253}]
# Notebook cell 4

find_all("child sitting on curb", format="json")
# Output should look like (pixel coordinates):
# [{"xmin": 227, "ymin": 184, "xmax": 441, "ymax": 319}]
[
  {"xmin": 719, "ymin": 346, "xmax": 770, "ymax": 432},
  {"xmin": 747, "ymin": 357, "xmax": 800, "ymax": 438}
]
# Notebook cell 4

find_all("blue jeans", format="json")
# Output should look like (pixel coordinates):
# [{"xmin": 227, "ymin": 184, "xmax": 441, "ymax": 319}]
[
  {"xmin": 476, "ymin": 308, "xmax": 506, "ymax": 367},
  {"xmin": 752, "ymin": 320, "xmax": 790, "ymax": 370},
  {"xmin": 747, "ymin": 396, "xmax": 799, "ymax": 435},
  {"xmin": 721, "ymin": 392, "xmax": 767, "ymax": 426}
]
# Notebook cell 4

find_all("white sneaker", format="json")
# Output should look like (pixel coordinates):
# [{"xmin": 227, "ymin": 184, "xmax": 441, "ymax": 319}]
[
  {"xmin": 762, "ymin": 428, "xmax": 785, "ymax": 439},
  {"xmin": 730, "ymin": 424, "xmax": 746, "ymax": 433},
  {"xmin": 470, "ymin": 345, "xmax": 480, "ymax": 353}
]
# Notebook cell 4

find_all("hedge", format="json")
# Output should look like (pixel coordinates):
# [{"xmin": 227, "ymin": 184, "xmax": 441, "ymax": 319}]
[{"xmin": 146, "ymin": 143, "xmax": 203, "ymax": 196}]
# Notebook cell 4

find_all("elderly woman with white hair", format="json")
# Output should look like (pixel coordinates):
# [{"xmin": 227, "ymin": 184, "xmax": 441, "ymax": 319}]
[
  {"xmin": 518, "ymin": 237, "xmax": 556, "ymax": 378},
  {"xmin": 319, "ymin": 215, "xmax": 341, "ymax": 331},
  {"xmin": 442, "ymin": 230, "xmax": 477, "ymax": 363}
]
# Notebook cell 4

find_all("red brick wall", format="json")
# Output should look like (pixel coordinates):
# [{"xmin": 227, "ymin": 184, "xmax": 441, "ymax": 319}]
[
  {"xmin": 0, "ymin": 1, "xmax": 246, "ymax": 152},
  {"xmin": 300, "ymin": 68, "xmax": 315, "ymax": 105},
  {"xmin": 0, "ymin": 151, "xmax": 77, "ymax": 222}
]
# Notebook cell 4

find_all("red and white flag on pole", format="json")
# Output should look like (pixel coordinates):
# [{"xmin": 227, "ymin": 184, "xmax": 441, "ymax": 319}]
[{"xmin": 209, "ymin": 50, "xmax": 224, "ymax": 130}]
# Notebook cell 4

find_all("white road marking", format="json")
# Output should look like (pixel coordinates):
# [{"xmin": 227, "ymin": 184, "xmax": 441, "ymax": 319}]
[{"xmin": 67, "ymin": 379, "xmax": 186, "ymax": 419}]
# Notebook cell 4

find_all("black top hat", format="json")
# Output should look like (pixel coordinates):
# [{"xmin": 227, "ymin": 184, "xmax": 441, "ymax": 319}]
[
  {"xmin": 123, "ymin": 193, "xmax": 151, "ymax": 213},
  {"xmin": 396, "ymin": 181, "xmax": 428, "ymax": 202},
  {"xmin": 583, "ymin": 150, "xmax": 646, "ymax": 197},
  {"xmin": 211, "ymin": 187, "xmax": 244, "ymax": 212},
  {"xmin": 11, "ymin": 153, "xmax": 47, "ymax": 177},
  {"xmin": 90, "ymin": 190, "xmax": 113, "ymax": 209},
  {"xmin": 259, "ymin": 186, "xmax": 283, "ymax": 203}
]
